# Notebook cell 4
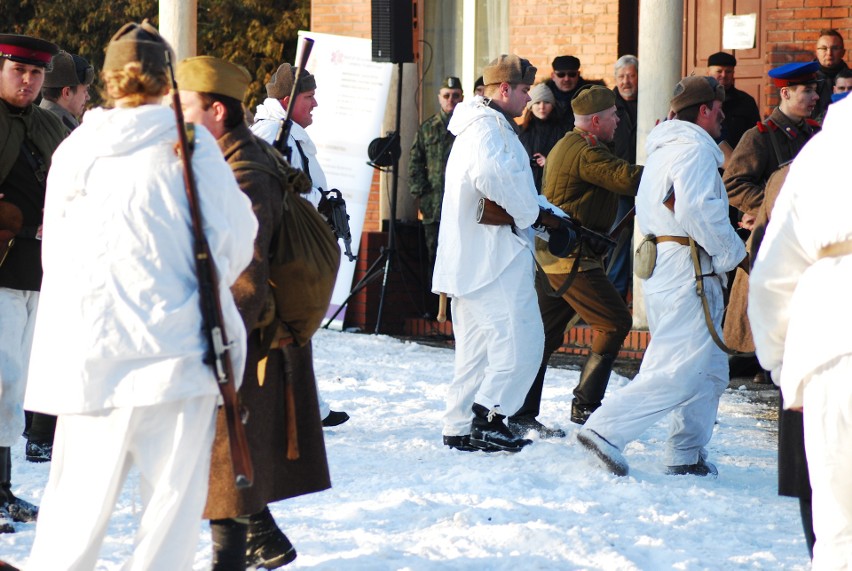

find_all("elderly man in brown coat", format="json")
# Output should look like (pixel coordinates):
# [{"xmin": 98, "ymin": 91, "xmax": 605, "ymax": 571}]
[{"xmin": 177, "ymin": 56, "xmax": 331, "ymax": 571}]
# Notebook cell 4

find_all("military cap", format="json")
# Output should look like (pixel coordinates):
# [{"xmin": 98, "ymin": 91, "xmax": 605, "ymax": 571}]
[
  {"xmin": 670, "ymin": 75, "xmax": 725, "ymax": 113},
  {"xmin": 0, "ymin": 34, "xmax": 59, "ymax": 68},
  {"xmin": 707, "ymin": 52, "xmax": 737, "ymax": 67},
  {"xmin": 104, "ymin": 20, "xmax": 172, "ymax": 75},
  {"xmin": 483, "ymin": 55, "xmax": 537, "ymax": 86},
  {"xmin": 529, "ymin": 82, "xmax": 556, "ymax": 106},
  {"xmin": 441, "ymin": 76, "xmax": 462, "ymax": 90},
  {"xmin": 474, "ymin": 76, "xmax": 484, "ymax": 89},
  {"xmin": 571, "ymin": 84, "xmax": 615, "ymax": 115},
  {"xmin": 768, "ymin": 61, "xmax": 820, "ymax": 88},
  {"xmin": 43, "ymin": 51, "xmax": 94, "ymax": 88},
  {"xmin": 552, "ymin": 55, "xmax": 581, "ymax": 72},
  {"xmin": 176, "ymin": 56, "xmax": 251, "ymax": 101},
  {"xmin": 266, "ymin": 63, "xmax": 317, "ymax": 99}
]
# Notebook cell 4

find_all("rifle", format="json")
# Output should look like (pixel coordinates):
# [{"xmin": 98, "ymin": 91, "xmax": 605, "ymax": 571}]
[
  {"xmin": 319, "ymin": 188, "xmax": 356, "ymax": 261},
  {"xmin": 165, "ymin": 52, "xmax": 253, "ymax": 489},
  {"xmin": 272, "ymin": 38, "xmax": 315, "ymax": 163}
]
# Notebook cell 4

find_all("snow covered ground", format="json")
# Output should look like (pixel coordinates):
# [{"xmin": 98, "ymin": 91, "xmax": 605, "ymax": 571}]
[{"xmin": 2, "ymin": 329, "xmax": 810, "ymax": 570}]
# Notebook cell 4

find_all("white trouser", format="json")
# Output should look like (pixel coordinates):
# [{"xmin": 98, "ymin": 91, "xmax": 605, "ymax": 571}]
[
  {"xmin": 316, "ymin": 380, "xmax": 330, "ymax": 419},
  {"xmin": 27, "ymin": 395, "xmax": 218, "ymax": 571},
  {"xmin": 442, "ymin": 254, "xmax": 543, "ymax": 436},
  {"xmin": 804, "ymin": 354, "xmax": 852, "ymax": 570},
  {"xmin": 0, "ymin": 288, "xmax": 39, "ymax": 446},
  {"xmin": 584, "ymin": 278, "xmax": 728, "ymax": 466}
]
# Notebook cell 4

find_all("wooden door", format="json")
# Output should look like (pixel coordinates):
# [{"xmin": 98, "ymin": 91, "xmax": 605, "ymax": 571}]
[{"xmin": 684, "ymin": 0, "xmax": 767, "ymax": 116}]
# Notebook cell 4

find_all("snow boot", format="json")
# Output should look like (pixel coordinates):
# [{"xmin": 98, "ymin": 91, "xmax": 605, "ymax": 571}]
[
  {"xmin": 0, "ymin": 505, "xmax": 13, "ymax": 534},
  {"xmin": 577, "ymin": 429, "xmax": 629, "ymax": 476},
  {"xmin": 443, "ymin": 435, "xmax": 477, "ymax": 452},
  {"xmin": 321, "ymin": 410, "xmax": 349, "ymax": 427},
  {"xmin": 0, "ymin": 447, "xmax": 37, "ymax": 523},
  {"xmin": 571, "ymin": 352, "xmax": 616, "ymax": 424},
  {"xmin": 25, "ymin": 440, "xmax": 52, "ymax": 463},
  {"xmin": 469, "ymin": 404, "xmax": 532, "ymax": 452},
  {"xmin": 246, "ymin": 507, "xmax": 297, "ymax": 569},
  {"xmin": 507, "ymin": 416, "xmax": 566, "ymax": 439},
  {"xmin": 212, "ymin": 517, "xmax": 248, "ymax": 571},
  {"xmin": 666, "ymin": 457, "xmax": 718, "ymax": 478}
]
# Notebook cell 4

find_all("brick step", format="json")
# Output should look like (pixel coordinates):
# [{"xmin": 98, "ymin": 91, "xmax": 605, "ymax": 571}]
[{"xmin": 404, "ymin": 318, "xmax": 649, "ymax": 361}]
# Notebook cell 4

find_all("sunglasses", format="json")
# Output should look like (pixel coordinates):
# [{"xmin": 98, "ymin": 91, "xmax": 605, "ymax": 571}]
[{"xmin": 555, "ymin": 71, "xmax": 578, "ymax": 79}]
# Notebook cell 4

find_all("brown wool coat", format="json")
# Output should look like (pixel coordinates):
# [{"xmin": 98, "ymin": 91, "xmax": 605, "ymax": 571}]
[{"xmin": 204, "ymin": 124, "xmax": 330, "ymax": 520}]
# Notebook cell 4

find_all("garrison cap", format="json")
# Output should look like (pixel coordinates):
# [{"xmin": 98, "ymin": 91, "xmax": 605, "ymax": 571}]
[
  {"xmin": 571, "ymin": 84, "xmax": 615, "ymax": 115},
  {"xmin": 707, "ymin": 52, "xmax": 737, "ymax": 67},
  {"xmin": 43, "ymin": 51, "xmax": 94, "ymax": 88},
  {"xmin": 769, "ymin": 61, "xmax": 820, "ymax": 87},
  {"xmin": 483, "ymin": 55, "xmax": 537, "ymax": 86},
  {"xmin": 0, "ymin": 34, "xmax": 59, "ymax": 68},
  {"xmin": 670, "ymin": 75, "xmax": 725, "ymax": 113},
  {"xmin": 104, "ymin": 20, "xmax": 172, "ymax": 75},
  {"xmin": 441, "ymin": 76, "xmax": 462, "ymax": 90},
  {"xmin": 552, "ymin": 55, "xmax": 580, "ymax": 71},
  {"xmin": 266, "ymin": 63, "xmax": 316, "ymax": 99},
  {"xmin": 176, "ymin": 56, "xmax": 251, "ymax": 101}
]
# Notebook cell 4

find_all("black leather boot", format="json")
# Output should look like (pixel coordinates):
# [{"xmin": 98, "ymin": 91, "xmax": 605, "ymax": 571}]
[
  {"xmin": 571, "ymin": 352, "xmax": 616, "ymax": 425},
  {"xmin": 211, "ymin": 518, "xmax": 247, "ymax": 571},
  {"xmin": 0, "ymin": 447, "xmax": 37, "ymax": 525},
  {"xmin": 469, "ymin": 404, "xmax": 532, "ymax": 452},
  {"xmin": 246, "ymin": 507, "xmax": 297, "ymax": 569}
]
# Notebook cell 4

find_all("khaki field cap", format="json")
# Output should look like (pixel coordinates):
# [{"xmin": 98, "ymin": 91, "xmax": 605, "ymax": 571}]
[
  {"xmin": 571, "ymin": 85, "xmax": 616, "ymax": 115},
  {"xmin": 266, "ymin": 63, "xmax": 317, "ymax": 99},
  {"xmin": 43, "ymin": 51, "xmax": 94, "ymax": 88},
  {"xmin": 103, "ymin": 20, "xmax": 172, "ymax": 74},
  {"xmin": 176, "ymin": 56, "xmax": 251, "ymax": 101},
  {"xmin": 670, "ymin": 76, "xmax": 725, "ymax": 113},
  {"xmin": 483, "ymin": 54, "xmax": 537, "ymax": 86}
]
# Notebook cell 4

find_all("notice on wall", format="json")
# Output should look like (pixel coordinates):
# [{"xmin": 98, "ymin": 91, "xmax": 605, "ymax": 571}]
[
  {"xmin": 722, "ymin": 13, "xmax": 757, "ymax": 50},
  {"xmin": 296, "ymin": 31, "xmax": 394, "ymax": 330}
]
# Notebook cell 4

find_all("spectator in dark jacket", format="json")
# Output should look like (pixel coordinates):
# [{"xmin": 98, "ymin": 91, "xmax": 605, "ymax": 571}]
[{"xmin": 519, "ymin": 83, "xmax": 566, "ymax": 192}]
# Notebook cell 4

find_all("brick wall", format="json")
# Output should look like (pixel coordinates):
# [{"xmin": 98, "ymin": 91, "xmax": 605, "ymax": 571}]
[
  {"xmin": 510, "ymin": 0, "xmax": 622, "ymax": 89},
  {"xmin": 765, "ymin": 2, "xmax": 852, "ymax": 109},
  {"xmin": 310, "ymin": 0, "xmax": 371, "ymax": 37}
]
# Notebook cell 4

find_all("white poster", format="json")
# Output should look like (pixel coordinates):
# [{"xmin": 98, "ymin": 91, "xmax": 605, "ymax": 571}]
[
  {"xmin": 297, "ymin": 31, "xmax": 394, "ymax": 329},
  {"xmin": 722, "ymin": 13, "xmax": 757, "ymax": 50}
]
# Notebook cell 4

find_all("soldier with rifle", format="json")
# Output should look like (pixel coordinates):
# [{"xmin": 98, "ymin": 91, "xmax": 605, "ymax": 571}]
[
  {"xmin": 177, "ymin": 55, "xmax": 332, "ymax": 570},
  {"xmin": 24, "ymin": 22, "xmax": 257, "ymax": 568},
  {"xmin": 251, "ymin": 60, "xmax": 350, "ymax": 428}
]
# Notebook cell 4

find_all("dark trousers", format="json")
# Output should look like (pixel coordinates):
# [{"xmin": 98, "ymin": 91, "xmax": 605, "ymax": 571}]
[{"xmin": 514, "ymin": 266, "xmax": 632, "ymax": 418}]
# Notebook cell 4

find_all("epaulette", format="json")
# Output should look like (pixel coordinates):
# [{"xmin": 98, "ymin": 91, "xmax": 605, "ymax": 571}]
[{"xmin": 580, "ymin": 132, "xmax": 599, "ymax": 147}]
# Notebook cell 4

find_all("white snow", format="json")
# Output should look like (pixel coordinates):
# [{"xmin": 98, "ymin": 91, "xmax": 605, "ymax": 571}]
[{"xmin": 2, "ymin": 329, "xmax": 810, "ymax": 569}]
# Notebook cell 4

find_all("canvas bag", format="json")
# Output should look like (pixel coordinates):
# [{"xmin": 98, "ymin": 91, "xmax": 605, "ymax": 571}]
[{"xmin": 230, "ymin": 146, "xmax": 341, "ymax": 347}]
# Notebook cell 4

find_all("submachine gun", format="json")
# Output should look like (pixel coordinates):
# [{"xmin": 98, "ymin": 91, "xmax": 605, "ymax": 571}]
[{"xmin": 271, "ymin": 39, "xmax": 356, "ymax": 262}]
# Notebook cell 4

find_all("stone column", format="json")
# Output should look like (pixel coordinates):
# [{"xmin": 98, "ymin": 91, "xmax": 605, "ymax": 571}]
[
  {"xmin": 631, "ymin": 0, "xmax": 683, "ymax": 329},
  {"xmin": 159, "ymin": 0, "xmax": 197, "ymax": 61}
]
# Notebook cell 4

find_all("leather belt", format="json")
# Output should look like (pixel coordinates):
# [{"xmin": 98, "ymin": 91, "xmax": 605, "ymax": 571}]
[{"xmin": 655, "ymin": 235, "xmax": 690, "ymax": 246}]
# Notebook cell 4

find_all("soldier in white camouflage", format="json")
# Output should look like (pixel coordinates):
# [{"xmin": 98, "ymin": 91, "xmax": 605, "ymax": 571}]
[{"xmin": 408, "ymin": 76, "xmax": 462, "ymax": 273}]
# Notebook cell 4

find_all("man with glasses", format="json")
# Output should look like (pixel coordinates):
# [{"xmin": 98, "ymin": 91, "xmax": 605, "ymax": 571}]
[
  {"xmin": 545, "ymin": 55, "xmax": 601, "ymax": 131},
  {"xmin": 408, "ymin": 76, "xmax": 462, "ymax": 279},
  {"xmin": 813, "ymin": 29, "xmax": 848, "ymax": 120}
]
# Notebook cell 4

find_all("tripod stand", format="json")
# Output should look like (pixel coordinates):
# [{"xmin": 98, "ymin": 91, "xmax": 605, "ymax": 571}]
[{"xmin": 324, "ymin": 62, "xmax": 424, "ymax": 334}]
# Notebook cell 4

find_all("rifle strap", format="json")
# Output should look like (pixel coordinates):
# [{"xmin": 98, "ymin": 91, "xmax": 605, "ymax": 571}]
[
  {"xmin": 688, "ymin": 238, "xmax": 754, "ymax": 357},
  {"xmin": 293, "ymin": 139, "xmax": 313, "ymax": 185}
]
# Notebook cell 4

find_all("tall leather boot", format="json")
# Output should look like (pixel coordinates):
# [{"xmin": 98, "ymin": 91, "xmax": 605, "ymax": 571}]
[
  {"xmin": 246, "ymin": 507, "xmax": 297, "ymax": 569},
  {"xmin": 0, "ymin": 446, "xmax": 37, "ymax": 525},
  {"xmin": 571, "ymin": 352, "xmax": 616, "ymax": 425},
  {"xmin": 211, "ymin": 518, "xmax": 248, "ymax": 571}
]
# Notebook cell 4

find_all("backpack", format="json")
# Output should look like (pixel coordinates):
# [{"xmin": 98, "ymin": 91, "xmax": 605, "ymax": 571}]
[{"xmin": 230, "ymin": 144, "xmax": 341, "ymax": 347}]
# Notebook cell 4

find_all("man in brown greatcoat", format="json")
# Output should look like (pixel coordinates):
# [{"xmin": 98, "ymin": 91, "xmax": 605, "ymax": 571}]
[{"xmin": 177, "ymin": 56, "xmax": 330, "ymax": 571}]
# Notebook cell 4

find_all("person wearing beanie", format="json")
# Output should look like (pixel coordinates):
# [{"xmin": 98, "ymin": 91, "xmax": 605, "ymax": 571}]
[
  {"xmin": 39, "ymin": 50, "xmax": 94, "ymax": 130},
  {"xmin": 544, "ymin": 54, "xmax": 606, "ymax": 132},
  {"xmin": 24, "ymin": 22, "xmax": 258, "ymax": 569},
  {"xmin": 0, "ymin": 31, "xmax": 64, "ymax": 536},
  {"xmin": 812, "ymin": 29, "xmax": 848, "ymax": 120},
  {"xmin": 434, "ymin": 54, "xmax": 559, "ymax": 453},
  {"xmin": 706, "ymin": 51, "xmax": 760, "ymax": 149},
  {"xmin": 578, "ymin": 75, "xmax": 747, "ymax": 479},
  {"xmin": 409, "ymin": 75, "xmax": 462, "ymax": 279},
  {"xmin": 250, "ymin": 61, "xmax": 350, "ymax": 429},
  {"xmin": 513, "ymin": 84, "xmax": 641, "ymax": 437},
  {"xmin": 177, "ymin": 55, "xmax": 331, "ymax": 571},
  {"xmin": 518, "ymin": 82, "xmax": 564, "ymax": 192}
]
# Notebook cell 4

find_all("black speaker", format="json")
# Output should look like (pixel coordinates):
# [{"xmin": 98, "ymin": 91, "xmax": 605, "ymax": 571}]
[{"xmin": 371, "ymin": 0, "xmax": 414, "ymax": 63}]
